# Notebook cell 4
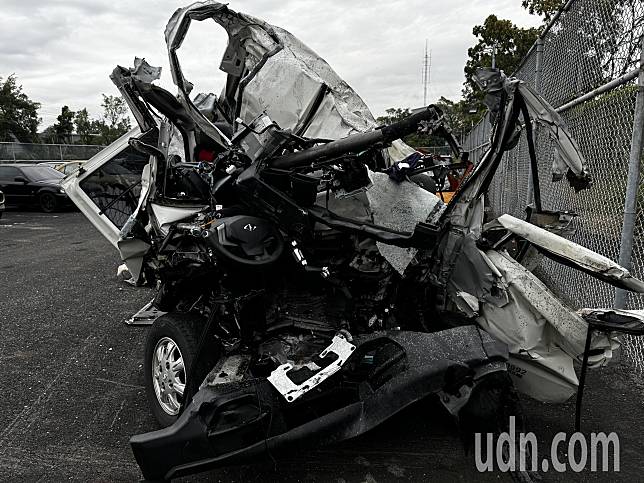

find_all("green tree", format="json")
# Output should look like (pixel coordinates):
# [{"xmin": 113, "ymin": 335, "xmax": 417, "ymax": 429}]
[
  {"xmin": 463, "ymin": 15, "xmax": 540, "ymax": 99},
  {"xmin": 95, "ymin": 94, "xmax": 131, "ymax": 144},
  {"xmin": 74, "ymin": 108, "xmax": 95, "ymax": 144},
  {"xmin": 435, "ymin": 97, "xmax": 480, "ymax": 132},
  {"xmin": 0, "ymin": 75, "xmax": 41, "ymax": 142},
  {"xmin": 435, "ymin": 96, "xmax": 484, "ymax": 138},
  {"xmin": 376, "ymin": 107, "xmax": 449, "ymax": 149},
  {"xmin": 53, "ymin": 105, "xmax": 75, "ymax": 143},
  {"xmin": 376, "ymin": 108, "xmax": 412, "ymax": 126},
  {"xmin": 521, "ymin": 0, "xmax": 564, "ymax": 22}
]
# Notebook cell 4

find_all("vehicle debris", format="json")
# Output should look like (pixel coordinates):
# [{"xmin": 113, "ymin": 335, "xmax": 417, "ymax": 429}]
[{"xmin": 62, "ymin": 1, "xmax": 644, "ymax": 481}]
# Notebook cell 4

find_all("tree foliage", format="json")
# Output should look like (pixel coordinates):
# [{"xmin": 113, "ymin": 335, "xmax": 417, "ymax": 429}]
[
  {"xmin": 95, "ymin": 94, "xmax": 131, "ymax": 144},
  {"xmin": 54, "ymin": 105, "xmax": 75, "ymax": 143},
  {"xmin": 376, "ymin": 107, "xmax": 448, "ymax": 148},
  {"xmin": 375, "ymin": 0, "xmax": 568, "ymax": 147},
  {"xmin": 73, "ymin": 108, "xmax": 94, "ymax": 144},
  {"xmin": 435, "ymin": 97, "xmax": 484, "ymax": 135},
  {"xmin": 464, "ymin": 15, "xmax": 540, "ymax": 99},
  {"xmin": 521, "ymin": 0, "xmax": 564, "ymax": 22},
  {"xmin": 57, "ymin": 95, "xmax": 132, "ymax": 145},
  {"xmin": 0, "ymin": 75, "xmax": 41, "ymax": 142}
]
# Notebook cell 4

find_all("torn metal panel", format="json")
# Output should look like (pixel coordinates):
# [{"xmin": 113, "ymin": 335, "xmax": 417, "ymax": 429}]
[
  {"xmin": 267, "ymin": 334, "xmax": 356, "ymax": 402},
  {"xmin": 508, "ymin": 352, "xmax": 577, "ymax": 403},
  {"xmin": 486, "ymin": 214, "xmax": 644, "ymax": 292},
  {"xmin": 165, "ymin": 2, "xmax": 372, "ymax": 138},
  {"xmin": 517, "ymin": 81, "xmax": 590, "ymax": 188},
  {"xmin": 117, "ymin": 160, "xmax": 154, "ymax": 281},
  {"xmin": 164, "ymin": 1, "xmax": 412, "ymax": 165},
  {"xmin": 578, "ymin": 307, "xmax": 644, "ymax": 323},
  {"xmin": 129, "ymin": 57, "xmax": 162, "ymax": 86},
  {"xmin": 366, "ymin": 171, "xmax": 444, "ymax": 274},
  {"xmin": 473, "ymin": 68, "xmax": 591, "ymax": 191},
  {"xmin": 125, "ymin": 299, "xmax": 167, "ymax": 326},
  {"xmin": 448, "ymin": 235, "xmax": 508, "ymax": 312},
  {"xmin": 149, "ymin": 203, "xmax": 207, "ymax": 236},
  {"xmin": 202, "ymin": 354, "xmax": 251, "ymax": 387},
  {"xmin": 478, "ymin": 250, "xmax": 617, "ymax": 374},
  {"xmin": 518, "ymin": 210, "xmax": 577, "ymax": 271}
]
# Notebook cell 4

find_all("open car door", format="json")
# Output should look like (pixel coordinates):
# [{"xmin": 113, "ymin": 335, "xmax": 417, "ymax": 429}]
[{"xmin": 61, "ymin": 127, "xmax": 150, "ymax": 248}]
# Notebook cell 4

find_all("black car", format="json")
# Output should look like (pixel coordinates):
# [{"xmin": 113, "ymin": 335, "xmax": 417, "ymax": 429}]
[{"xmin": 0, "ymin": 164, "xmax": 73, "ymax": 212}]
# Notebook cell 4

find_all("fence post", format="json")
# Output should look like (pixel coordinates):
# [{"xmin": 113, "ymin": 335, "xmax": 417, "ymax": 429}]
[
  {"xmin": 615, "ymin": 39, "xmax": 644, "ymax": 309},
  {"xmin": 12, "ymin": 142, "xmax": 16, "ymax": 161},
  {"xmin": 59, "ymin": 145, "xmax": 64, "ymax": 161},
  {"xmin": 526, "ymin": 39, "xmax": 545, "ymax": 208}
]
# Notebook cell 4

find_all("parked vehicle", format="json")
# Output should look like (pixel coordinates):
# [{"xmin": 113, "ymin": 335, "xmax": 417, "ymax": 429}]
[
  {"xmin": 63, "ymin": 2, "xmax": 644, "ymax": 481},
  {"xmin": 0, "ymin": 163, "xmax": 72, "ymax": 212},
  {"xmin": 38, "ymin": 160, "xmax": 87, "ymax": 176}
]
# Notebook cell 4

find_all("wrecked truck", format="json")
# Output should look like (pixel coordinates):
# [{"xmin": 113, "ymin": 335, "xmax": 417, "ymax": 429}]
[{"xmin": 62, "ymin": 2, "xmax": 644, "ymax": 481}]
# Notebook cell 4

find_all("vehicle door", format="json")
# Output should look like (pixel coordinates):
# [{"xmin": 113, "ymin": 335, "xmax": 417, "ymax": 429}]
[
  {"xmin": 0, "ymin": 166, "xmax": 29, "ymax": 205},
  {"xmin": 61, "ymin": 128, "xmax": 151, "ymax": 248}
]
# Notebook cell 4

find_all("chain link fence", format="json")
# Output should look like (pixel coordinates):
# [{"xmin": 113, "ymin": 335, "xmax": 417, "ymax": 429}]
[
  {"xmin": 0, "ymin": 142, "xmax": 104, "ymax": 162},
  {"xmin": 463, "ymin": 0, "xmax": 644, "ymax": 368}
]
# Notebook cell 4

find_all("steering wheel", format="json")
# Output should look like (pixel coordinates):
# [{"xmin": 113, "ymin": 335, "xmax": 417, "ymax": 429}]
[{"xmin": 207, "ymin": 216, "xmax": 284, "ymax": 266}]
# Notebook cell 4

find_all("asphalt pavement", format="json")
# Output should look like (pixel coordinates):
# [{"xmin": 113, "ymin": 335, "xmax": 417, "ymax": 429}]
[{"xmin": 1, "ymin": 210, "xmax": 642, "ymax": 482}]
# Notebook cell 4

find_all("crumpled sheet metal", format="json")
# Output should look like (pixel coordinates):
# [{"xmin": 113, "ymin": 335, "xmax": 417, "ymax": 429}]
[
  {"xmin": 480, "ymin": 250, "xmax": 588, "ymax": 357},
  {"xmin": 578, "ymin": 307, "xmax": 644, "ymax": 321},
  {"xmin": 110, "ymin": 57, "xmax": 161, "ymax": 91},
  {"xmin": 239, "ymin": 28, "xmax": 375, "ymax": 140},
  {"xmin": 116, "ymin": 162, "xmax": 152, "ymax": 283},
  {"xmin": 488, "ymin": 214, "xmax": 644, "ymax": 292},
  {"xmin": 165, "ymin": 2, "xmax": 372, "ymax": 138},
  {"xmin": 130, "ymin": 57, "xmax": 162, "ymax": 86},
  {"xmin": 163, "ymin": 1, "xmax": 411, "ymax": 163},
  {"xmin": 473, "ymin": 68, "xmax": 591, "ymax": 190},
  {"xmin": 448, "ymin": 235, "xmax": 508, "ymax": 316},
  {"xmin": 366, "ymin": 171, "xmax": 444, "ymax": 274},
  {"xmin": 518, "ymin": 82, "xmax": 591, "ymax": 187},
  {"xmin": 477, "ymin": 250, "xmax": 616, "ymax": 374}
]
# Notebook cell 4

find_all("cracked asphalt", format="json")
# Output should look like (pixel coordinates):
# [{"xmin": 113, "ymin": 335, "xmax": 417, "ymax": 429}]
[{"xmin": 1, "ymin": 210, "xmax": 643, "ymax": 482}]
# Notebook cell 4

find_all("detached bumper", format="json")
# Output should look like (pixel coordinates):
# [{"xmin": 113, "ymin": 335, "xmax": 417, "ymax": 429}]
[{"xmin": 131, "ymin": 325, "xmax": 508, "ymax": 481}]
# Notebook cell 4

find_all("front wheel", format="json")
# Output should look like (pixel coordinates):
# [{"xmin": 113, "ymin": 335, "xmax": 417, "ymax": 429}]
[
  {"xmin": 144, "ymin": 313, "xmax": 213, "ymax": 427},
  {"xmin": 39, "ymin": 192, "xmax": 58, "ymax": 212}
]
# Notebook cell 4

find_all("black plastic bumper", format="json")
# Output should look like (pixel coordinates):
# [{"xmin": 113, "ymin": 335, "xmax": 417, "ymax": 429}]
[{"xmin": 131, "ymin": 325, "xmax": 507, "ymax": 481}]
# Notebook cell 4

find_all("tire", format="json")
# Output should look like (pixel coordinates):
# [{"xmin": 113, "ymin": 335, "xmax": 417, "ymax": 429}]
[
  {"xmin": 39, "ymin": 192, "xmax": 58, "ymax": 213},
  {"xmin": 458, "ymin": 372, "xmax": 537, "ymax": 482},
  {"xmin": 144, "ymin": 313, "xmax": 216, "ymax": 428}
]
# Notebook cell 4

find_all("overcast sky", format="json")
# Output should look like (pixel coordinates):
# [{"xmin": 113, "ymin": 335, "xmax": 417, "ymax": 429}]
[{"xmin": 1, "ymin": 0, "xmax": 542, "ymax": 129}]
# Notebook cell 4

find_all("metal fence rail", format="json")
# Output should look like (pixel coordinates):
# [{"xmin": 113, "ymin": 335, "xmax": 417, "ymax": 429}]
[
  {"xmin": 462, "ymin": 0, "xmax": 644, "ymax": 367},
  {"xmin": 0, "ymin": 142, "xmax": 105, "ymax": 162}
]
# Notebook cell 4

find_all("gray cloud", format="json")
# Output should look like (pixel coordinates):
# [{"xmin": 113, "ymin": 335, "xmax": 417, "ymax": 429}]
[{"xmin": 0, "ymin": 0, "xmax": 541, "ymax": 128}]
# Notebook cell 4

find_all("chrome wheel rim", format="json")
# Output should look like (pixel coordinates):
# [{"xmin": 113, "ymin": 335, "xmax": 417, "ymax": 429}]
[{"xmin": 152, "ymin": 337, "xmax": 186, "ymax": 416}]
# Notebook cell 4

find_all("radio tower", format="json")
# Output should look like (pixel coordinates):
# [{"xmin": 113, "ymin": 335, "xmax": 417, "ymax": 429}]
[{"xmin": 422, "ymin": 39, "xmax": 431, "ymax": 105}]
